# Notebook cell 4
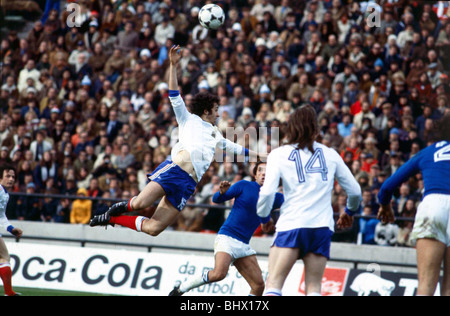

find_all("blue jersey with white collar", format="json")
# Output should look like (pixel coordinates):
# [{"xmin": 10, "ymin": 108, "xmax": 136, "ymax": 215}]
[
  {"xmin": 378, "ymin": 141, "xmax": 450, "ymax": 205},
  {"xmin": 213, "ymin": 180, "xmax": 284, "ymax": 244}
]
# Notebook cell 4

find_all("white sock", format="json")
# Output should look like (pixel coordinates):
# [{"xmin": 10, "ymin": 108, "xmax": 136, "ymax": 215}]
[
  {"xmin": 307, "ymin": 292, "xmax": 322, "ymax": 296},
  {"xmin": 179, "ymin": 269, "xmax": 209, "ymax": 293},
  {"xmin": 264, "ymin": 288, "xmax": 282, "ymax": 296},
  {"xmin": 135, "ymin": 216, "xmax": 146, "ymax": 232}
]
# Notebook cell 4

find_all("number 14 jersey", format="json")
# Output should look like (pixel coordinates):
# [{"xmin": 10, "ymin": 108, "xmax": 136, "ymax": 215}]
[{"xmin": 257, "ymin": 142, "xmax": 362, "ymax": 232}]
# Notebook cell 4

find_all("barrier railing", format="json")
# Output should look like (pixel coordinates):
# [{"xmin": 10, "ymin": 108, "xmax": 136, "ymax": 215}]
[{"xmin": 8, "ymin": 191, "xmax": 416, "ymax": 223}]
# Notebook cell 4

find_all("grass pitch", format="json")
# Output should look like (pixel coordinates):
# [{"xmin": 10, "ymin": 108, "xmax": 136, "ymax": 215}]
[{"xmin": 4, "ymin": 287, "xmax": 112, "ymax": 296}]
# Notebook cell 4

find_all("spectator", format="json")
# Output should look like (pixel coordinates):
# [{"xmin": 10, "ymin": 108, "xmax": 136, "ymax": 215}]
[
  {"xmin": 175, "ymin": 197, "xmax": 204, "ymax": 232},
  {"xmin": 397, "ymin": 198, "xmax": 417, "ymax": 247},
  {"xmin": 16, "ymin": 183, "xmax": 40, "ymax": 221},
  {"xmin": 113, "ymin": 143, "xmax": 135, "ymax": 171},
  {"xmin": 337, "ymin": 113, "xmax": 354, "ymax": 138},
  {"xmin": 70, "ymin": 188, "xmax": 92, "ymax": 225},
  {"xmin": 154, "ymin": 17, "xmax": 175, "ymax": 47},
  {"xmin": 30, "ymin": 130, "xmax": 53, "ymax": 162},
  {"xmin": 54, "ymin": 197, "xmax": 71, "ymax": 223},
  {"xmin": 115, "ymin": 21, "xmax": 139, "ymax": 53},
  {"xmin": 358, "ymin": 205, "xmax": 380, "ymax": 245},
  {"xmin": 374, "ymin": 221, "xmax": 399, "ymax": 247}
]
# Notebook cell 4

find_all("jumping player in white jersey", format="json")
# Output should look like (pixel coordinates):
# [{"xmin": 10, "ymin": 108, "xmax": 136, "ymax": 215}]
[
  {"xmin": 90, "ymin": 45, "xmax": 264, "ymax": 236},
  {"xmin": 378, "ymin": 113, "xmax": 450, "ymax": 296},
  {"xmin": 257, "ymin": 105, "xmax": 362, "ymax": 296},
  {"xmin": 0, "ymin": 165, "xmax": 23, "ymax": 296}
]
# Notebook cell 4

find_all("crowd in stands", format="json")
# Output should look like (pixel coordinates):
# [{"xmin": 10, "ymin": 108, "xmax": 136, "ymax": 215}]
[{"xmin": 0, "ymin": 0, "xmax": 449, "ymax": 247}]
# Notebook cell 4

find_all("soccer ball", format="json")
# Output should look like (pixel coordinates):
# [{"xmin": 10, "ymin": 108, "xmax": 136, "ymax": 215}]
[{"xmin": 198, "ymin": 4, "xmax": 225, "ymax": 30}]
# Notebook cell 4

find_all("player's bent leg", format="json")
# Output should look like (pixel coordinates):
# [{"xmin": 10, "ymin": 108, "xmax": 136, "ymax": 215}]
[
  {"xmin": 234, "ymin": 255, "xmax": 265, "ymax": 296},
  {"xmin": 141, "ymin": 196, "xmax": 179, "ymax": 237},
  {"xmin": 265, "ymin": 246, "xmax": 299, "ymax": 295},
  {"xmin": 416, "ymin": 238, "xmax": 446, "ymax": 296},
  {"xmin": 0, "ymin": 239, "xmax": 10, "ymax": 263},
  {"xmin": 90, "ymin": 181, "xmax": 166, "ymax": 228},
  {"xmin": 170, "ymin": 252, "xmax": 233, "ymax": 296},
  {"xmin": 441, "ymin": 246, "xmax": 450, "ymax": 296},
  {"xmin": 208, "ymin": 252, "xmax": 233, "ymax": 282},
  {"xmin": 302, "ymin": 252, "xmax": 327, "ymax": 296},
  {"xmin": 130, "ymin": 181, "xmax": 166, "ymax": 211},
  {"xmin": 0, "ymin": 239, "xmax": 16, "ymax": 296}
]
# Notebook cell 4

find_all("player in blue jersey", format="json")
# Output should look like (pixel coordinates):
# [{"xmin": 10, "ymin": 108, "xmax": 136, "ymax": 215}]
[
  {"xmin": 378, "ymin": 114, "xmax": 450, "ymax": 296},
  {"xmin": 169, "ymin": 161, "xmax": 284, "ymax": 296}
]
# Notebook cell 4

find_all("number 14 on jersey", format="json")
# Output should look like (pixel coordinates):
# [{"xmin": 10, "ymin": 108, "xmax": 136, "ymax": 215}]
[{"xmin": 289, "ymin": 148, "xmax": 328, "ymax": 183}]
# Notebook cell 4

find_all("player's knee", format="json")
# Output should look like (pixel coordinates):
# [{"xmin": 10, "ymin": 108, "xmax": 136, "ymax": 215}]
[
  {"xmin": 209, "ymin": 269, "xmax": 227, "ymax": 282},
  {"xmin": 146, "ymin": 227, "xmax": 162, "ymax": 237},
  {"xmin": 251, "ymin": 280, "xmax": 265, "ymax": 296},
  {"xmin": 141, "ymin": 221, "xmax": 163, "ymax": 237}
]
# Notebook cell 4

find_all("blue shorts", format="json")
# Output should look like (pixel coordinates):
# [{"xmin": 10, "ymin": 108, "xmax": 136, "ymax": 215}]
[
  {"xmin": 272, "ymin": 227, "xmax": 333, "ymax": 259},
  {"xmin": 147, "ymin": 159, "xmax": 197, "ymax": 212}
]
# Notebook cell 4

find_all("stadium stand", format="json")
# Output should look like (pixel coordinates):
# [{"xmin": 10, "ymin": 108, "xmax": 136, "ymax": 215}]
[{"xmin": 0, "ymin": 0, "xmax": 449, "ymax": 247}]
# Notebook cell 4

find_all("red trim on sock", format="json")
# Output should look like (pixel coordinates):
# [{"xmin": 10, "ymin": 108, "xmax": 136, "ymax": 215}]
[
  {"xmin": 0, "ymin": 265, "xmax": 16, "ymax": 296},
  {"xmin": 110, "ymin": 215, "xmax": 139, "ymax": 231},
  {"xmin": 127, "ymin": 198, "xmax": 133, "ymax": 212}
]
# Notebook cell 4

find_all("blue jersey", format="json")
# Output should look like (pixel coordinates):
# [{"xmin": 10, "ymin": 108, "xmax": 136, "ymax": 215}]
[
  {"xmin": 212, "ymin": 180, "xmax": 284, "ymax": 244},
  {"xmin": 378, "ymin": 141, "xmax": 450, "ymax": 205}
]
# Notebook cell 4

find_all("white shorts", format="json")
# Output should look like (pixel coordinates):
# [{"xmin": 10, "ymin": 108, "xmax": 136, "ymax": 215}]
[
  {"xmin": 411, "ymin": 194, "xmax": 450, "ymax": 247},
  {"xmin": 214, "ymin": 234, "xmax": 256, "ymax": 262}
]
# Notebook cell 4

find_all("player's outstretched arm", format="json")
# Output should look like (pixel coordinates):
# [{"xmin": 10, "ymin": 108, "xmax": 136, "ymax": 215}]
[
  {"xmin": 168, "ymin": 45, "xmax": 182, "ymax": 91},
  {"xmin": 221, "ymin": 138, "xmax": 268, "ymax": 163},
  {"xmin": 212, "ymin": 181, "xmax": 241, "ymax": 204},
  {"xmin": 168, "ymin": 45, "xmax": 191, "ymax": 124}
]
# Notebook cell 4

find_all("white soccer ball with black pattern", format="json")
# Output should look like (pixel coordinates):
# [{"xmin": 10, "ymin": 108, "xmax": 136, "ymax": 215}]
[{"xmin": 198, "ymin": 4, "xmax": 225, "ymax": 30}]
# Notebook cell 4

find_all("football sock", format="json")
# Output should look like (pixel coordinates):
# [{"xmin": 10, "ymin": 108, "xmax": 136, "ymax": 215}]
[
  {"xmin": 127, "ymin": 196, "xmax": 137, "ymax": 212},
  {"xmin": 0, "ymin": 263, "xmax": 16, "ymax": 296},
  {"xmin": 110, "ymin": 216, "xmax": 147, "ymax": 232},
  {"xmin": 179, "ymin": 269, "xmax": 210, "ymax": 293},
  {"xmin": 264, "ymin": 288, "xmax": 282, "ymax": 296}
]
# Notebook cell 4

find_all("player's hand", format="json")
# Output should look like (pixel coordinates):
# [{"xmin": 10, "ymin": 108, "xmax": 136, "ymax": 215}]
[
  {"xmin": 169, "ymin": 45, "xmax": 182, "ymax": 65},
  {"xmin": 337, "ymin": 213, "xmax": 353, "ymax": 229},
  {"xmin": 377, "ymin": 204, "xmax": 395, "ymax": 224},
  {"xmin": 219, "ymin": 181, "xmax": 231, "ymax": 195},
  {"xmin": 12, "ymin": 228, "xmax": 23, "ymax": 239},
  {"xmin": 261, "ymin": 219, "xmax": 275, "ymax": 233},
  {"xmin": 257, "ymin": 152, "xmax": 268, "ymax": 162}
]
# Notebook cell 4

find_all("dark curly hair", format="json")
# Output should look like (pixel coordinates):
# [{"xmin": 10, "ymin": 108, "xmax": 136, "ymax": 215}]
[
  {"xmin": 190, "ymin": 92, "xmax": 219, "ymax": 117},
  {"xmin": 253, "ymin": 160, "xmax": 266, "ymax": 177},
  {"xmin": 0, "ymin": 164, "xmax": 15, "ymax": 179}
]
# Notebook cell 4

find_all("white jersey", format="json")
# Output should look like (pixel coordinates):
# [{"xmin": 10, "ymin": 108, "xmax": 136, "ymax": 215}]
[
  {"xmin": 257, "ymin": 142, "xmax": 361, "ymax": 232},
  {"xmin": 169, "ymin": 94, "xmax": 245, "ymax": 181},
  {"xmin": 0, "ymin": 184, "xmax": 12, "ymax": 237}
]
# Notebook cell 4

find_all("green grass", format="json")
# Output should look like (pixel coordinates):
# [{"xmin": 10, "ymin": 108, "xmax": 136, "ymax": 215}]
[{"xmin": 4, "ymin": 287, "xmax": 114, "ymax": 296}]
